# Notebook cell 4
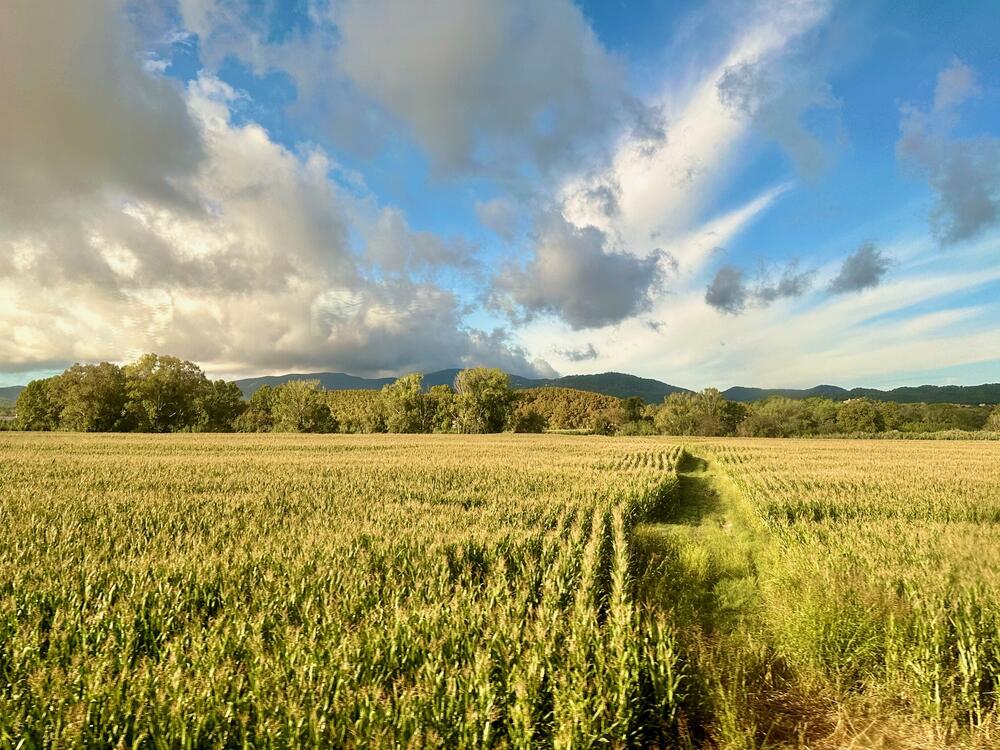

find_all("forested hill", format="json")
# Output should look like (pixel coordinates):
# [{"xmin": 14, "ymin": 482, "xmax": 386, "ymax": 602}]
[
  {"xmin": 0, "ymin": 385, "xmax": 24, "ymax": 402},
  {"xmin": 723, "ymin": 383, "xmax": 1000, "ymax": 405},
  {"xmin": 234, "ymin": 370, "xmax": 690, "ymax": 403},
  {"xmin": 7, "ymin": 371, "xmax": 999, "ymax": 406}
]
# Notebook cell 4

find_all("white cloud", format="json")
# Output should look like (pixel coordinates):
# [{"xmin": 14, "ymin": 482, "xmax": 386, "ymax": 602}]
[{"xmin": 0, "ymin": 73, "xmax": 551, "ymax": 378}]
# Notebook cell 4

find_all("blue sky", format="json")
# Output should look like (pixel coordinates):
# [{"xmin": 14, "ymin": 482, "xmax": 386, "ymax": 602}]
[{"xmin": 1, "ymin": 0, "xmax": 999, "ymax": 389}]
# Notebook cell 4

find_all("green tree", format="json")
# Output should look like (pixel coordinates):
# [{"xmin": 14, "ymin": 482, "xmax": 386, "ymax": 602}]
[
  {"xmin": 836, "ymin": 398, "xmax": 885, "ymax": 433},
  {"xmin": 508, "ymin": 408, "xmax": 547, "ymax": 433},
  {"xmin": 803, "ymin": 397, "xmax": 840, "ymax": 434},
  {"xmin": 425, "ymin": 385, "xmax": 455, "ymax": 432},
  {"xmin": 272, "ymin": 380, "xmax": 334, "ymax": 433},
  {"xmin": 124, "ymin": 354, "xmax": 211, "ymax": 432},
  {"xmin": 654, "ymin": 392, "xmax": 699, "ymax": 435},
  {"xmin": 15, "ymin": 378, "xmax": 61, "ymax": 431},
  {"xmin": 54, "ymin": 362, "xmax": 127, "ymax": 432},
  {"xmin": 196, "ymin": 380, "xmax": 246, "ymax": 432},
  {"xmin": 623, "ymin": 396, "xmax": 644, "ymax": 422},
  {"xmin": 382, "ymin": 373, "xmax": 428, "ymax": 433},
  {"xmin": 453, "ymin": 368, "xmax": 515, "ymax": 433},
  {"xmin": 876, "ymin": 401, "xmax": 906, "ymax": 432},
  {"xmin": 234, "ymin": 385, "xmax": 276, "ymax": 432},
  {"xmin": 738, "ymin": 397, "xmax": 811, "ymax": 437}
]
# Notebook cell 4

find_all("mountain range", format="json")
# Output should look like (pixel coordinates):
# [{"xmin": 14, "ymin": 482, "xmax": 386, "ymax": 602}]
[
  {"xmin": 2, "ymin": 373, "xmax": 999, "ymax": 406},
  {"xmin": 232, "ymin": 369, "xmax": 689, "ymax": 403}
]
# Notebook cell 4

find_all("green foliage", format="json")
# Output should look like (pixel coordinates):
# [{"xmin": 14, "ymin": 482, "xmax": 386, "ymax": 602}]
[
  {"xmin": 836, "ymin": 397, "xmax": 885, "ymax": 433},
  {"xmin": 382, "ymin": 373, "xmax": 430, "ymax": 433},
  {"xmin": 736, "ymin": 396, "xmax": 811, "ymax": 437},
  {"xmin": 324, "ymin": 389, "xmax": 386, "ymax": 433},
  {"xmin": 53, "ymin": 362, "xmax": 128, "ymax": 431},
  {"xmin": 507, "ymin": 408, "xmax": 548, "ymax": 433},
  {"xmin": 517, "ymin": 387, "xmax": 625, "ymax": 430},
  {"xmin": 653, "ymin": 389, "xmax": 743, "ymax": 436},
  {"xmin": 425, "ymin": 384, "xmax": 456, "ymax": 432},
  {"xmin": 234, "ymin": 384, "xmax": 277, "ymax": 432},
  {"xmin": 15, "ymin": 378, "xmax": 61, "ymax": 431},
  {"xmin": 123, "ymin": 353, "xmax": 212, "ymax": 432},
  {"xmin": 196, "ymin": 379, "xmax": 246, "ymax": 432},
  {"xmin": 271, "ymin": 380, "xmax": 334, "ymax": 433},
  {"xmin": 454, "ymin": 368, "xmax": 515, "ymax": 433}
]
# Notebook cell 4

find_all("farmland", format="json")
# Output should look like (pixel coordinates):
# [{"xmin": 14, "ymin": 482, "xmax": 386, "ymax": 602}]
[{"xmin": 1, "ymin": 434, "xmax": 999, "ymax": 747}]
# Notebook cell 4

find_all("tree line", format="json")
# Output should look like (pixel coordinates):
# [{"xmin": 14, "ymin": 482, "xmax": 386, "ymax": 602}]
[
  {"xmin": 9, "ymin": 353, "xmax": 1000, "ymax": 436},
  {"xmin": 639, "ymin": 388, "xmax": 1000, "ymax": 437},
  {"xmin": 11, "ymin": 354, "xmax": 538, "ymax": 434}
]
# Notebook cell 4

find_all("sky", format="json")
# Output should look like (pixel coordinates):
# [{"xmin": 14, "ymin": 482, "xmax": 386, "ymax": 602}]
[{"xmin": 2, "ymin": 0, "xmax": 999, "ymax": 390}]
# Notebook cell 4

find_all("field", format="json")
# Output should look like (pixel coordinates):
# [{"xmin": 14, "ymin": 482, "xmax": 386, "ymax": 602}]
[
  {"xmin": 0, "ymin": 434, "xmax": 685, "ymax": 747},
  {"xmin": 1, "ymin": 434, "xmax": 999, "ymax": 747}
]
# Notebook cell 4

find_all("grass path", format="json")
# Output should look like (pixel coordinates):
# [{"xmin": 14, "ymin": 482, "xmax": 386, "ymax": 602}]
[{"xmin": 633, "ymin": 449, "xmax": 836, "ymax": 749}]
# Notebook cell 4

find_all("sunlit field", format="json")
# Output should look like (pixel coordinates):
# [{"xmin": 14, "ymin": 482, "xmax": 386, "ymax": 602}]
[
  {"xmin": 2, "ymin": 433, "xmax": 999, "ymax": 747},
  {"xmin": 0, "ymin": 433, "xmax": 684, "ymax": 747}
]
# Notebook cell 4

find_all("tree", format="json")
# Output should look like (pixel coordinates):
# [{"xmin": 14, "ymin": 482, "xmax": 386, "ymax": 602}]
[
  {"xmin": 196, "ymin": 380, "xmax": 246, "ymax": 432},
  {"xmin": 324, "ymin": 390, "xmax": 385, "ymax": 433},
  {"xmin": 453, "ymin": 368, "xmax": 515, "ymax": 433},
  {"xmin": 803, "ymin": 398, "xmax": 840, "ymax": 434},
  {"xmin": 124, "ymin": 354, "xmax": 211, "ymax": 432},
  {"xmin": 836, "ymin": 398, "xmax": 885, "ymax": 434},
  {"xmin": 623, "ymin": 396, "xmax": 644, "ymax": 423},
  {"xmin": 987, "ymin": 406, "xmax": 1000, "ymax": 432},
  {"xmin": 272, "ymin": 380, "xmax": 334, "ymax": 433},
  {"xmin": 15, "ymin": 378, "xmax": 61, "ymax": 431},
  {"xmin": 654, "ymin": 392, "xmax": 699, "ymax": 435},
  {"xmin": 382, "ymin": 374, "xmax": 428, "ymax": 433},
  {"xmin": 508, "ymin": 408, "xmax": 547, "ymax": 433},
  {"xmin": 234, "ymin": 385, "xmax": 276, "ymax": 432},
  {"xmin": 54, "ymin": 362, "xmax": 127, "ymax": 432},
  {"xmin": 738, "ymin": 397, "xmax": 811, "ymax": 437},
  {"xmin": 425, "ymin": 385, "xmax": 456, "ymax": 432}
]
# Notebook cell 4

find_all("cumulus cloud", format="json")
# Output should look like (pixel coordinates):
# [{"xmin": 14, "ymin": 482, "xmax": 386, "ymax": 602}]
[
  {"xmin": 474, "ymin": 198, "xmax": 521, "ymax": 241},
  {"xmin": 492, "ymin": 214, "xmax": 668, "ymax": 329},
  {"xmin": 180, "ymin": 0, "xmax": 653, "ymax": 179},
  {"xmin": 828, "ymin": 242, "xmax": 891, "ymax": 294},
  {"xmin": 0, "ymin": 66, "xmax": 550, "ymax": 378},
  {"xmin": 0, "ymin": 0, "xmax": 203, "ymax": 237},
  {"xmin": 332, "ymin": 0, "xmax": 652, "ymax": 176},
  {"xmin": 897, "ymin": 60, "xmax": 1000, "ymax": 244},
  {"xmin": 705, "ymin": 260, "xmax": 813, "ymax": 314},
  {"xmin": 556, "ymin": 344, "xmax": 600, "ymax": 362}
]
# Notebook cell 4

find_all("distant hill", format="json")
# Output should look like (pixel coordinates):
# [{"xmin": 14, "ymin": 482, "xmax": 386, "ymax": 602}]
[
  {"xmin": 723, "ymin": 383, "xmax": 1000, "ymax": 406},
  {"xmin": 0, "ymin": 385, "xmax": 24, "ymax": 402},
  {"xmin": 535, "ymin": 372, "xmax": 689, "ymax": 402},
  {"xmin": 234, "ymin": 369, "xmax": 689, "ymax": 403},
  {"xmin": 233, "ymin": 372, "xmax": 396, "ymax": 399},
  {"xmin": 7, "ymin": 370, "xmax": 997, "ymax": 406}
]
